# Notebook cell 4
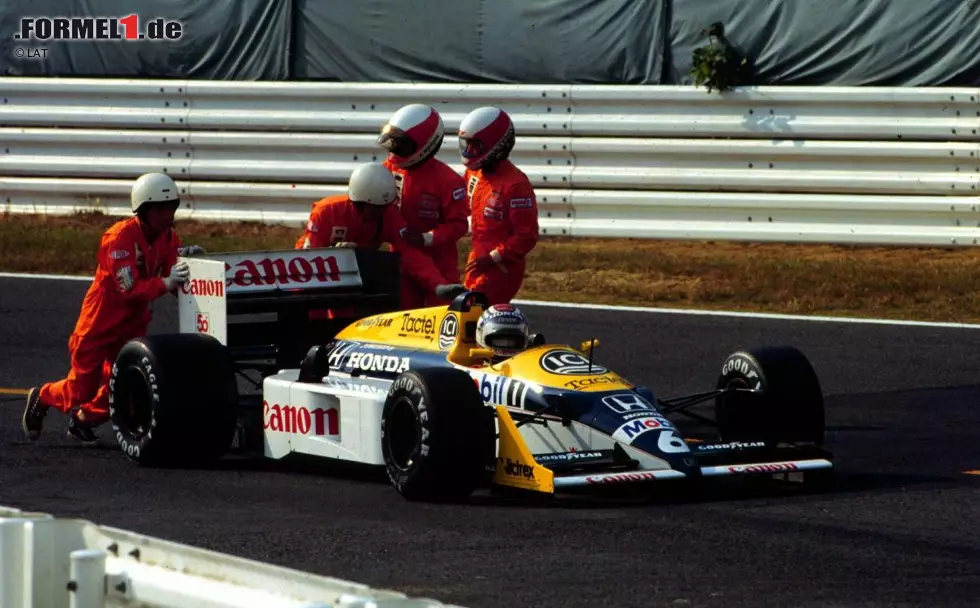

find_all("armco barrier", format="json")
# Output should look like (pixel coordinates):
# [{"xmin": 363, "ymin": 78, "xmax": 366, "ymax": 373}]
[
  {"xmin": 0, "ymin": 505, "xmax": 461, "ymax": 608},
  {"xmin": 2, "ymin": 78, "xmax": 980, "ymax": 245}
]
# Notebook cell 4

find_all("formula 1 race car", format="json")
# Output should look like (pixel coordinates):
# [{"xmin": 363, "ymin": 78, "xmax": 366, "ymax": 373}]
[{"xmin": 107, "ymin": 247, "xmax": 833, "ymax": 501}]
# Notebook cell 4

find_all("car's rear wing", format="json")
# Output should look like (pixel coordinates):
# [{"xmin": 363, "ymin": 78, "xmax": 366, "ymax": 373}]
[{"xmin": 175, "ymin": 247, "xmax": 402, "ymax": 372}]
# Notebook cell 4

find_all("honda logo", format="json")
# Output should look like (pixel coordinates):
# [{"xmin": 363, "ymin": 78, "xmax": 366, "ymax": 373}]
[{"xmin": 602, "ymin": 393, "xmax": 654, "ymax": 414}]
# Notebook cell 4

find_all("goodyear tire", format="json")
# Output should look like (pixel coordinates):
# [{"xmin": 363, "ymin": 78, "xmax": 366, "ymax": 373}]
[
  {"xmin": 109, "ymin": 334, "xmax": 239, "ymax": 467},
  {"xmin": 381, "ymin": 368, "xmax": 494, "ymax": 502},
  {"xmin": 714, "ymin": 346, "xmax": 825, "ymax": 446}
]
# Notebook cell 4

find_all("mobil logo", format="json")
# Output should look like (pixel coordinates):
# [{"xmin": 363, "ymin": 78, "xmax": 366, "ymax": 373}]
[{"xmin": 611, "ymin": 415, "xmax": 674, "ymax": 444}]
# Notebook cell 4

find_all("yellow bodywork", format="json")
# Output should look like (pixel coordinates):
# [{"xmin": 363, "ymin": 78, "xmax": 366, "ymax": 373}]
[
  {"xmin": 333, "ymin": 298, "xmax": 636, "ymax": 494},
  {"xmin": 334, "ymin": 303, "xmax": 634, "ymax": 392},
  {"xmin": 492, "ymin": 406, "xmax": 554, "ymax": 493},
  {"xmin": 335, "ymin": 305, "xmax": 448, "ymax": 351}
]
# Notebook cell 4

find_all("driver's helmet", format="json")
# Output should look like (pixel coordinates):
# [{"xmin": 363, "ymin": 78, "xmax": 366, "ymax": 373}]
[{"xmin": 475, "ymin": 304, "xmax": 529, "ymax": 357}]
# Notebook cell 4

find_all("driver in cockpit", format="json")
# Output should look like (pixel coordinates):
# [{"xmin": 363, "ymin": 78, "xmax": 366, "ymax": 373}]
[{"xmin": 471, "ymin": 303, "xmax": 531, "ymax": 367}]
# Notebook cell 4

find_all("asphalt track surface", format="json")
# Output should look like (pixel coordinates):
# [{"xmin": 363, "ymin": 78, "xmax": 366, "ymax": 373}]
[{"xmin": 2, "ymin": 276, "xmax": 980, "ymax": 608}]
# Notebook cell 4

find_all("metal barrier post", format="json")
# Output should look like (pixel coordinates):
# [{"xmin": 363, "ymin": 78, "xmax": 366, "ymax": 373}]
[
  {"xmin": 0, "ymin": 519, "xmax": 30, "ymax": 608},
  {"xmin": 68, "ymin": 549, "xmax": 106, "ymax": 608}
]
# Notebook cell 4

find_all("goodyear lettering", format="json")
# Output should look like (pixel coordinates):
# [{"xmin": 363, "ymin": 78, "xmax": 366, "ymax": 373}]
[
  {"xmin": 357, "ymin": 316, "xmax": 394, "ymax": 329},
  {"xmin": 389, "ymin": 373, "xmax": 423, "ymax": 399},
  {"xmin": 401, "ymin": 314, "xmax": 436, "ymax": 335},
  {"xmin": 722, "ymin": 357, "xmax": 752, "ymax": 375},
  {"xmin": 696, "ymin": 441, "xmax": 767, "ymax": 452},
  {"xmin": 263, "ymin": 401, "xmax": 339, "ymax": 436},
  {"xmin": 534, "ymin": 451, "xmax": 603, "ymax": 464},
  {"xmin": 347, "ymin": 352, "xmax": 410, "ymax": 374},
  {"xmin": 418, "ymin": 396, "xmax": 430, "ymax": 457}
]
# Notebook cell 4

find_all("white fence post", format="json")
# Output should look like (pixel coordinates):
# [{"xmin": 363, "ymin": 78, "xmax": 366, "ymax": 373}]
[
  {"xmin": 68, "ymin": 549, "xmax": 107, "ymax": 608},
  {"xmin": 0, "ymin": 520, "xmax": 30, "ymax": 608}
]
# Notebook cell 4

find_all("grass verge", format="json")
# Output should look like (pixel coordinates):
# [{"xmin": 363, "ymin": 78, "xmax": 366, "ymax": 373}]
[{"xmin": 3, "ymin": 212, "xmax": 980, "ymax": 324}]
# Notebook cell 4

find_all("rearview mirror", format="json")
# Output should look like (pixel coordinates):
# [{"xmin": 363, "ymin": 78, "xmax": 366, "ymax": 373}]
[{"xmin": 580, "ymin": 338, "xmax": 600, "ymax": 355}]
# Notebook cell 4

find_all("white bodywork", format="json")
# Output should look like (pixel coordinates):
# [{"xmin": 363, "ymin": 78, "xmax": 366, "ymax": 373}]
[
  {"xmin": 259, "ymin": 368, "xmax": 615, "ymax": 467},
  {"xmin": 175, "ymin": 247, "xmax": 364, "ymax": 344},
  {"xmin": 262, "ymin": 371, "xmax": 392, "ymax": 464}
]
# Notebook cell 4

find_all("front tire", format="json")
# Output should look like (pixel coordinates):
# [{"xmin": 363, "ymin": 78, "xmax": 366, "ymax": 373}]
[
  {"xmin": 714, "ymin": 346, "xmax": 825, "ymax": 446},
  {"xmin": 381, "ymin": 368, "xmax": 494, "ymax": 502},
  {"xmin": 109, "ymin": 333, "xmax": 239, "ymax": 467}
]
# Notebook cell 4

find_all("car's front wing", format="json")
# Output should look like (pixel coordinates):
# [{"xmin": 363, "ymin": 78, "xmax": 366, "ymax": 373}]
[{"xmin": 551, "ymin": 457, "xmax": 833, "ymax": 488}]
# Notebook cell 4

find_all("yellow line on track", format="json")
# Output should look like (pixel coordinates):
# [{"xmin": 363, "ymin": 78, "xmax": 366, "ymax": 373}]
[{"xmin": 0, "ymin": 388, "xmax": 29, "ymax": 396}]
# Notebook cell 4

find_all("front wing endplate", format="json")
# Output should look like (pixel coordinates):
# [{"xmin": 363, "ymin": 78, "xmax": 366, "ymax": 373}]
[{"xmin": 492, "ymin": 406, "xmax": 555, "ymax": 494}]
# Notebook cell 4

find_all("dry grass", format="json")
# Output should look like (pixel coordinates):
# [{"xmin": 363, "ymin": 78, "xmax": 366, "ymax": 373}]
[{"xmin": 3, "ymin": 211, "xmax": 980, "ymax": 323}]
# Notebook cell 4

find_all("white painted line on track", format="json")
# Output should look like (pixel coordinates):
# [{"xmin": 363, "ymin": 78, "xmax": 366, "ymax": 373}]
[
  {"xmin": 511, "ymin": 300, "xmax": 980, "ymax": 329},
  {"xmin": 3, "ymin": 271, "xmax": 979, "ymax": 330},
  {"xmin": 0, "ymin": 272, "xmax": 92, "ymax": 282}
]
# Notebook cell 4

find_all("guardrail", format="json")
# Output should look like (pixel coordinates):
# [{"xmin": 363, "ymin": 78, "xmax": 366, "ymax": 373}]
[
  {"xmin": 0, "ymin": 504, "xmax": 461, "ymax": 608},
  {"xmin": 2, "ymin": 78, "xmax": 980, "ymax": 245}
]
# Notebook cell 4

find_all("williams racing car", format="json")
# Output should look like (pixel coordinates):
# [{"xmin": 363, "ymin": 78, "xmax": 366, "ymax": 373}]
[{"xmin": 106, "ymin": 247, "xmax": 833, "ymax": 501}]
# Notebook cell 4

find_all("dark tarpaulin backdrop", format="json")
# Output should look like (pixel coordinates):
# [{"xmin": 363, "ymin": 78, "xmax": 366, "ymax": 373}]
[
  {"xmin": 293, "ymin": 0, "xmax": 667, "ymax": 84},
  {"xmin": 666, "ymin": 0, "xmax": 980, "ymax": 86},
  {"xmin": 2, "ymin": 0, "xmax": 978, "ymax": 85}
]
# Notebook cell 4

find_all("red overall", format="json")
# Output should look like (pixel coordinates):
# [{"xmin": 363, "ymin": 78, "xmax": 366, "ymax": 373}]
[
  {"xmin": 40, "ymin": 217, "xmax": 181, "ymax": 423},
  {"xmin": 384, "ymin": 157, "xmax": 469, "ymax": 307},
  {"xmin": 463, "ymin": 160, "xmax": 540, "ymax": 305}
]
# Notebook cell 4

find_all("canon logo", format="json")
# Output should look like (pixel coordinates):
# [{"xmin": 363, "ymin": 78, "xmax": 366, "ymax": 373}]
[
  {"xmin": 223, "ymin": 255, "xmax": 341, "ymax": 287},
  {"xmin": 180, "ymin": 278, "xmax": 224, "ymax": 297}
]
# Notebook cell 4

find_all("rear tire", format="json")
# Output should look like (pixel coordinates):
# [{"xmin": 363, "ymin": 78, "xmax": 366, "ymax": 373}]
[
  {"xmin": 109, "ymin": 334, "xmax": 239, "ymax": 467},
  {"xmin": 714, "ymin": 346, "xmax": 825, "ymax": 446},
  {"xmin": 381, "ymin": 368, "xmax": 494, "ymax": 502}
]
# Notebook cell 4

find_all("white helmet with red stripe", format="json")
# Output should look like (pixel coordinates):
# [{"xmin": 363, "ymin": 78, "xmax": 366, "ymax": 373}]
[
  {"xmin": 377, "ymin": 104, "xmax": 445, "ymax": 169},
  {"xmin": 457, "ymin": 107, "xmax": 516, "ymax": 170}
]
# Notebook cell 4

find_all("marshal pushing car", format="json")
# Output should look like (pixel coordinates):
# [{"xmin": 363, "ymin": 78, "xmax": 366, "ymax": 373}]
[{"xmin": 106, "ymin": 247, "xmax": 833, "ymax": 501}]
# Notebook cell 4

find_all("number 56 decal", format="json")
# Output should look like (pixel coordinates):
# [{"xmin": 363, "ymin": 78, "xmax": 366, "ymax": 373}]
[{"xmin": 196, "ymin": 312, "xmax": 210, "ymax": 334}]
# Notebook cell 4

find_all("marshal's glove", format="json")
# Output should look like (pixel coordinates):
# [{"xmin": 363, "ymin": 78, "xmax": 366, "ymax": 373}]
[
  {"xmin": 164, "ymin": 261, "xmax": 190, "ymax": 291},
  {"xmin": 178, "ymin": 245, "xmax": 207, "ymax": 257},
  {"xmin": 465, "ymin": 254, "xmax": 498, "ymax": 274}
]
